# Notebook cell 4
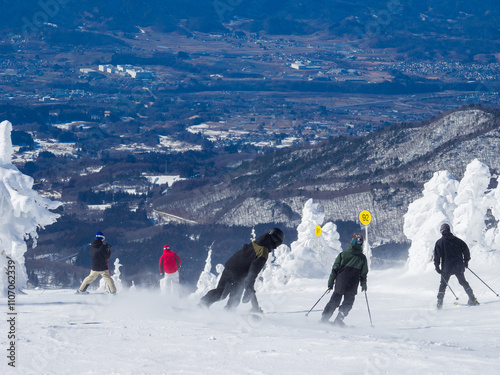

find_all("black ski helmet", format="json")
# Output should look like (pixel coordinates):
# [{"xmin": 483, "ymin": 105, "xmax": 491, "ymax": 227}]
[
  {"xmin": 440, "ymin": 223, "xmax": 451, "ymax": 234},
  {"xmin": 268, "ymin": 228, "xmax": 284, "ymax": 247}
]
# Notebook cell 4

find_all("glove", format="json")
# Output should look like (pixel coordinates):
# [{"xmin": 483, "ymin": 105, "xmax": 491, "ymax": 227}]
[
  {"xmin": 160, "ymin": 272, "xmax": 165, "ymax": 277},
  {"xmin": 327, "ymin": 272, "xmax": 337, "ymax": 290},
  {"xmin": 361, "ymin": 284, "xmax": 367, "ymax": 292},
  {"xmin": 435, "ymin": 267, "xmax": 441, "ymax": 274},
  {"xmin": 464, "ymin": 261, "xmax": 469, "ymax": 268}
]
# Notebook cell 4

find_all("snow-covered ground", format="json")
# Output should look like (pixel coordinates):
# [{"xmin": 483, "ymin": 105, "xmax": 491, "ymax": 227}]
[{"xmin": 2, "ymin": 267, "xmax": 499, "ymax": 375}]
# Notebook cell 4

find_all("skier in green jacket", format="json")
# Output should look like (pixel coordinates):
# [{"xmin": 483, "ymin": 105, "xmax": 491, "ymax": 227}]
[{"xmin": 320, "ymin": 233, "xmax": 369, "ymax": 326}]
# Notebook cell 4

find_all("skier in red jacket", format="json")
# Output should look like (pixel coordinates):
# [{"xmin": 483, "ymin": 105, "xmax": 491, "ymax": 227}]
[{"xmin": 158, "ymin": 245, "xmax": 181, "ymax": 294}]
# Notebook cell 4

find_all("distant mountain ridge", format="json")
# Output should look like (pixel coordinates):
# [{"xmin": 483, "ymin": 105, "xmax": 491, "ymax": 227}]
[
  {"xmin": 2, "ymin": 1, "xmax": 499, "ymax": 56},
  {"xmin": 155, "ymin": 106, "xmax": 500, "ymax": 245}
]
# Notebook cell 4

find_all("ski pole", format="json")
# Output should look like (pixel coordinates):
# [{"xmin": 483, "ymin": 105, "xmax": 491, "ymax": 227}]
[
  {"xmin": 364, "ymin": 291, "xmax": 374, "ymax": 327},
  {"xmin": 305, "ymin": 289, "xmax": 330, "ymax": 317},
  {"xmin": 467, "ymin": 268, "xmax": 499, "ymax": 297},
  {"xmin": 441, "ymin": 274, "xmax": 459, "ymax": 300}
]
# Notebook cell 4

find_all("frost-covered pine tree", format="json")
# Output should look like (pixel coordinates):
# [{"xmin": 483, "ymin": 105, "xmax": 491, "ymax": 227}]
[
  {"xmin": 404, "ymin": 170, "xmax": 459, "ymax": 273},
  {"xmin": 452, "ymin": 159, "xmax": 500, "ymax": 268},
  {"xmin": 130, "ymin": 281, "xmax": 137, "ymax": 292},
  {"xmin": 98, "ymin": 258, "xmax": 123, "ymax": 292},
  {"xmin": 0, "ymin": 120, "xmax": 61, "ymax": 296},
  {"xmin": 263, "ymin": 199, "xmax": 341, "ymax": 284},
  {"xmin": 485, "ymin": 176, "xmax": 500, "ymax": 251},
  {"xmin": 250, "ymin": 227, "xmax": 256, "ymax": 242},
  {"xmin": 453, "ymin": 159, "xmax": 490, "ymax": 252},
  {"xmin": 259, "ymin": 243, "xmax": 291, "ymax": 289},
  {"xmin": 405, "ymin": 159, "xmax": 500, "ymax": 273},
  {"xmin": 195, "ymin": 246, "xmax": 217, "ymax": 295},
  {"xmin": 112, "ymin": 258, "xmax": 123, "ymax": 291}
]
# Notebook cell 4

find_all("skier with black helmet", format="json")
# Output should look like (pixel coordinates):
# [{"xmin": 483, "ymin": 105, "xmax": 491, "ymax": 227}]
[
  {"xmin": 199, "ymin": 228, "xmax": 284, "ymax": 312},
  {"xmin": 77, "ymin": 231, "xmax": 116, "ymax": 294},
  {"xmin": 434, "ymin": 223, "xmax": 479, "ymax": 309},
  {"xmin": 320, "ymin": 233, "xmax": 368, "ymax": 326}
]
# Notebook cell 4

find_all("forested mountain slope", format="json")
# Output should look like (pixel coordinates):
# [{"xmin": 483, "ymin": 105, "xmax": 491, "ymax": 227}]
[
  {"xmin": 2, "ymin": 1, "xmax": 499, "ymax": 57},
  {"xmin": 156, "ymin": 107, "xmax": 500, "ymax": 245}
]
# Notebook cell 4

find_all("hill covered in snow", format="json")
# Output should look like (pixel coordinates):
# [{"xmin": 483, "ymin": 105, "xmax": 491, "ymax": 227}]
[
  {"xmin": 2, "ymin": 120, "xmax": 500, "ymax": 374},
  {"xmin": 156, "ymin": 107, "xmax": 500, "ymax": 246}
]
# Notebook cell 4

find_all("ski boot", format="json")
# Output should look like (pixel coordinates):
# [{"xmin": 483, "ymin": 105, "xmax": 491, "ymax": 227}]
[
  {"xmin": 250, "ymin": 306, "xmax": 264, "ymax": 314},
  {"xmin": 436, "ymin": 292, "xmax": 444, "ymax": 310},
  {"xmin": 319, "ymin": 315, "xmax": 331, "ymax": 324},
  {"xmin": 332, "ymin": 312, "xmax": 346, "ymax": 327},
  {"xmin": 465, "ymin": 288, "xmax": 479, "ymax": 306},
  {"xmin": 76, "ymin": 284, "xmax": 89, "ymax": 294},
  {"xmin": 468, "ymin": 298, "xmax": 480, "ymax": 306}
]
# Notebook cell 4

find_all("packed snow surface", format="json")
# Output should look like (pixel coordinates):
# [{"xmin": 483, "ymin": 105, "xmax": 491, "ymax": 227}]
[{"xmin": 2, "ymin": 268, "xmax": 499, "ymax": 374}]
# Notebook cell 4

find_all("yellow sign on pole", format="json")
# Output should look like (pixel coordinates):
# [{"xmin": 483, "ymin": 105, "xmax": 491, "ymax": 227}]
[
  {"xmin": 315, "ymin": 225, "xmax": 322, "ymax": 237},
  {"xmin": 359, "ymin": 210, "xmax": 372, "ymax": 226}
]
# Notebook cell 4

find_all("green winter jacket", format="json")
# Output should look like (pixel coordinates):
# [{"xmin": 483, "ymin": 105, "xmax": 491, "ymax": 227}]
[{"xmin": 328, "ymin": 243, "xmax": 368, "ymax": 294}]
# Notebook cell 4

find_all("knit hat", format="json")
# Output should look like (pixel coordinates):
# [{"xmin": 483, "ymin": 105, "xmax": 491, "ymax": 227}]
[
  {"xmin": 351, "ymin": 233, "xmax": 364, "ymax": 244},
  {"xmin": 96, "ymin": 231, "xmax": 105, "ymax": 240},
  {"xmin": 163, "ymin": 245, "xmax": 170, "ymax": 251}
]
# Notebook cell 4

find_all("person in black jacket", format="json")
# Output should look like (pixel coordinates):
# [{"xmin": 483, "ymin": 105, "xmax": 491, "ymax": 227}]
[
  {"xmin": 77, "ymin": 231, "xmax": 117, "ymax": 294},
  {"xmin": 434, "ymin": 223, "xmax": 478, "ymax": 309},
  {"xmin": 199, "ymin": 228, "xmax": 284, "ymax": 312}
]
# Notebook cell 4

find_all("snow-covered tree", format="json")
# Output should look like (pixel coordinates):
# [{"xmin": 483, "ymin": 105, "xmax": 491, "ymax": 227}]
[
  {"xmin": 453, "ymin": 159, "xmax": 491, "ymax": 251},
  {"xmin": 485, "ymin": 176, "xmax": 500, "ymax": 250},
  {"xmin": 113, "ymin": 258, "xmax": 124, "ymax": 291},
  {"xmin": 405, "ymin": 159, "xmax": 500, "ymax": 273},
  {"xmin": 261, "ymin": 199, "xmax": 341, "ymax": 287},
  {"xmin": 98, "ymin": 258, "xmax": 123, "ymax": 292},
  {"xmin": 195, "ymin": 241, "xmax": 225, "ymax": 295},
  {"xmin": 404, "ymin": 170, "xmax": 459, "ymax": 273},
  {"xmin": 0, "ymin": 120, "xmax": 61, "ymax": 296},
  {"xmin": 195, "ymin": 245, "xmax": 217, "ymax": 295},
  {"xmin": 250, "ymin": 227, "xmax": 256, "ymax": 242}
]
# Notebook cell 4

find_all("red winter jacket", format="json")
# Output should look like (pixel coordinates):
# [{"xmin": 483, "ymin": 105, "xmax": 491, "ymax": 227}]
[{"xmin": 159, "ymin": 247, "xmax": 181, "ymax": 274}]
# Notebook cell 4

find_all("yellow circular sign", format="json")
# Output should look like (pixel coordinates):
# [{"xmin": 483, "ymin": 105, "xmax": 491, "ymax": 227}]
[
  {"xmin": 315, "ymin": 225, "xmax": 322, "ymax": 237},
  {"xmin": 359, "ymin": 210, "xmax": 372, "ymax": 226}
]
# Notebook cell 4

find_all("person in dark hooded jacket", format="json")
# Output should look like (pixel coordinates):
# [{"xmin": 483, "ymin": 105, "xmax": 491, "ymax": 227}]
[
  {"xmin": 321, "ymin": 233, "xmax": 368, "ymax": 326},
  {"xmin": 199, "ymin": 228, "xmax": 284, "ymax": 312},
  {"xmin": 434, "ymin": 223, "xmax": 478, "ymax": 308},
  {"xmin": 77, "ymin": 231, "xmax": 116, "ymax": 294}
]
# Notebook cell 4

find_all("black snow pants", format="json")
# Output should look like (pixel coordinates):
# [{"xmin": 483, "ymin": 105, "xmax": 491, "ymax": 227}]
[
  {"xmin": 200, "ymin": 269, "xmax": 245, "ymax": 310},
  {"xmin": 438, "ymin": 272, "xmax": 474, "ymax": 301},
  {"xmin": 321, "ymin": 282, "xmax": 357, "ymax": 321}
]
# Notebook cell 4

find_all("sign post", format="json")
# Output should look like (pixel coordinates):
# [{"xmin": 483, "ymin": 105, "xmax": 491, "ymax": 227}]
[
  {"xmin": 315, "ymin": 225, "xmax": 322, "ymax": 237},
  {"xmin": 359, "ymin": 210, "xmax": 372, "ymax": 268},
  {"xmin": 359, "ymin": 210, "xmax": 371, "ymax": 226}
]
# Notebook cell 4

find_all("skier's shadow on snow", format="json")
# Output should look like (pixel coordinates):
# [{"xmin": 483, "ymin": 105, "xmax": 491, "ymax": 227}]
[{"xmin": 481, "ymin": 299, "xmax": 500, "ymax": 305}]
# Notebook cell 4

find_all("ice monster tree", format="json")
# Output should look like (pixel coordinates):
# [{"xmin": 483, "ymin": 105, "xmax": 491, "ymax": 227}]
[{"xmin": 0, "ymin": 120, "xmax": 61, "ymax": 296}]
